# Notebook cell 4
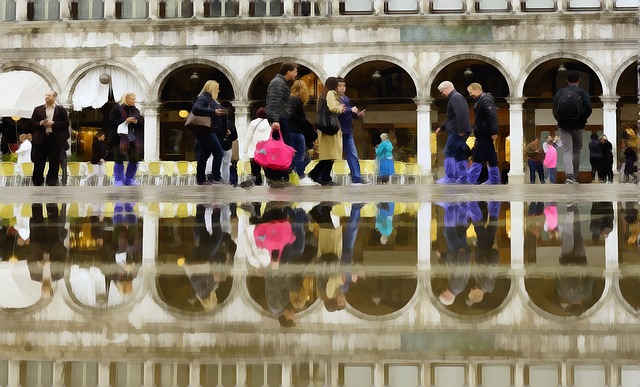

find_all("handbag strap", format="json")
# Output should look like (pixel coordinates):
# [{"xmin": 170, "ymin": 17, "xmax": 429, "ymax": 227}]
[{"xmin": 270, "ymin": 125, "xmax": 285, "ymax": 144}]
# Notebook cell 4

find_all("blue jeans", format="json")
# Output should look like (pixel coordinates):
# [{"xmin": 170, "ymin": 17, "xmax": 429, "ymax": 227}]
[
  {"xmin": 528, "ymin": 159, "xmax": 544, "ymax": 183},
  {"xmin": 342, "ymin": 132, "xmax": 362, "ymax": 183},
  {"xmin": 443, "ymin": 132, "xmax": 470, "ymax": 160},
  {"xmin": 195, "ymin": 131, "xmax": 224, "ymax": 183},
  {"xmin": 290, "ymin": 132, "xmax": 307, "ymax": 178},
  {"xmin": 545, "ymin": 167, "xmax": 557, "ymax": 183}
]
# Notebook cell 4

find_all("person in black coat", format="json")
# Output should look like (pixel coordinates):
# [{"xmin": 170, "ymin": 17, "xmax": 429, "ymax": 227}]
[{"xmin": 30, "ymin": 90, "xmax": 69, "ymax": 186}]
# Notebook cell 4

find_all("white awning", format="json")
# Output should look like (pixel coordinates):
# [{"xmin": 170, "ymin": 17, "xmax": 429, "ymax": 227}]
[
  {"xmin": 0, "ymin": 71, "xmax": 50, "ymax": 118},
  {"xmin": 72, "ymin": 67, "xmax": 145, "ymax": 111}
]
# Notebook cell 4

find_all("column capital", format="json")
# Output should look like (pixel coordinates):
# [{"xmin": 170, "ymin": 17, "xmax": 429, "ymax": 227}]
[
  {"xmin": 141, "ymin": 103, "xmax": 161, "ymax": 113},
  {"xmin": 600, "ymin": 95, "xmax": 620, "ymax": 105},
  {"xmin": 506, "ymin": 97, "xmax": 526, "ymax": 106},
  {"xmin": 414, "ymin": 97, "xmax": 434, "ymax": 107}
]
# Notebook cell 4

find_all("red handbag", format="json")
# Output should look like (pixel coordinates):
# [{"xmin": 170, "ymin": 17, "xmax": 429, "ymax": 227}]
[{"xmin": 254, "ymin": 128, "xmax": 295, "ymax": 171}]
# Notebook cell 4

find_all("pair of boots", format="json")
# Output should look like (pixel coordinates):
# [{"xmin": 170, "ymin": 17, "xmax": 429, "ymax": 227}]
[
  {"xmin": 114, "ymin": 163, "xmax": 139, "ymax": 186},
  {"xmin": 436, "ymin": 157, "xmax": 471, "ymax": 185},
  {"xmin": 467, "ymin": 162, "xmax": 501, "ymax": 185}
]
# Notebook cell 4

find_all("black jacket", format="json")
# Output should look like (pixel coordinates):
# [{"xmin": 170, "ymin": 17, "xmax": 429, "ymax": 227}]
[{"xmin": 473, "ymin": 92, "xmax": 498, "ymax": 138}]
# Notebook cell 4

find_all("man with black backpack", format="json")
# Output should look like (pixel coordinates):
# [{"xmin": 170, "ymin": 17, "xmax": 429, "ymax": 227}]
[{"xmin": 552, "ymin": 70, "xmax": 592, "ymax": 184}]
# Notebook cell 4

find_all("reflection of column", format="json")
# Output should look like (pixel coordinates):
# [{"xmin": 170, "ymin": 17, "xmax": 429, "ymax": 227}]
[
  {"xmin": 143, "ymin": 104, "xmax": 160, "ymax": 161},
  {"xmin": 601, "ymin": 96, "xmax": 619, "ymax": 173},
  {"xmin": 415, "ymin": 98, "xmax": 433, "ymax": 179},
  {"xmin": 510, "ymin": 202, "xmax": 524, "ymax": 270},
  {"xmin": 374, "ymin": 362, "xmax": 384, "ymax": 386},
  {"xmin": 190, "ymin": 360, "xmax": 200, "ymax": 387},
  {"xmin": 144, "ymin": 361, "xmax": 154, "ymax": 386},
  {"xmin": 605, "ymin": 203, "xmax": 618, "ymax": 270},
  {"xmin": 98, "ymin": 362, "xmax": 109, "ymax": 387},
  {"xmin": 507, "ymin": 98, "xmax": 525, "ymax": 184},
  {"xmin": 142, "ymin": 213, "xmax": 158, "ymax": 266},
  {"xmin": 282, "ymin": 359, "xmax": 292, "ymax": 387},
  {"xmin": 417, "ymin": 202, "xmax": 431, "ymax": 270},
  {"xmin": 237, "ymin": 361, "xmax": 247, "ymax": 386},
  {"xmin": 7, "ymin": 360, "xmax": 19, "ymax": 387},
  {"xmin": 53, "ymin": 361, "xmax": 64, "ymax": 387},
  {"xmin": 233, "ymin": 100, "xmax": 251, "ymax": 160}
]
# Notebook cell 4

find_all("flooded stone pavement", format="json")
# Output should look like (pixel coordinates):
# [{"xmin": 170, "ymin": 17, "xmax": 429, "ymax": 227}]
[{"xmin": 0, "ymin": 194, "xmax": 639, "ymax": 387}]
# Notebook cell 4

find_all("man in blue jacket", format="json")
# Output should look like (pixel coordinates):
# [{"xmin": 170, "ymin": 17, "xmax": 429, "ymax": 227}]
[
  {"xmin": 337, "ymin": 78, "xmax": 368, "ymax": 185},
  {"xmin": 435, "ymin": 81, "xmax": 471, "ymax": 184}
]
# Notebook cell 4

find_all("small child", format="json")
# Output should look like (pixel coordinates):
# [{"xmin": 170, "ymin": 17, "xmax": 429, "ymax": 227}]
[
  {"xmin": 81, "ymin": 131, "xmax": 107, "ymax": 186},
  {"xmin": 375, "ymin": 133, "xmax": 394, "ymax": 184}
]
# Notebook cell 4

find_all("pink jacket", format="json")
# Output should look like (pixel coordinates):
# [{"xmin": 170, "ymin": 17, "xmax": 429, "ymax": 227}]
[{"xmin": 543, "ymin": 144, "xmax": 557, "ymax": 168}]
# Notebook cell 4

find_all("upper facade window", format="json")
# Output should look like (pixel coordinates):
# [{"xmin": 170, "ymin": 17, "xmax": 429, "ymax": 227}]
[
  {"xmin": 477, "ymin": 0, "xmax": 510, "ymax": 12},
  {"xmin": 249, "ymin": 0, "xmax": 283, "ymax": 17},
  {"xmin": 567, "ymin": 0, "xmax": 602, "ymax": 10},
  {"xmin": 71, "ymin": 0, "xmax": 104, "ymax": 20},
  {"xmin": 521, "ymin": 0, "xmax": 556, "ymax": 11},
  {"xmin": 385, "ymin": 0, "xmax": 419, "ymax": 14},
  {"xmin": 614, "ymin": 0, "xmax": 639, "ymax": 8},
  {"xmin": 431, "ymin": 0, "xmax": 464, "ymax": 12},
  {"xmin": 341, "ymin": 0, "xmax": 374, "ymax": 14},
  {"xmin": 204, "ymin": 0, "xmax": 238, "ymax": 17},
  {"xmin": 116, "ymin": 0, "xmax": 149, "ymax": 19},
  {"xmin": 1, "ymin": 0, "xmax": 16, "ymax": 21},
  {"xmin": 28, "ymin": 0, "xmax": 60, "ymax": 20},
  {"xmin": 160, "ymin": 0, "xmax": 193, "ymax": 18}
]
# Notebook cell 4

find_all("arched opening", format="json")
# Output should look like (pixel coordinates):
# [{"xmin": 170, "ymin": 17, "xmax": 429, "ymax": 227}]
[{"xmin": 345, "ymin": 276, "xmax": 417, "ymax": 317}]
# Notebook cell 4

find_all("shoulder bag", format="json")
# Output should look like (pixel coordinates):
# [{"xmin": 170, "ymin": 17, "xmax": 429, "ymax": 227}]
[
  {"xmin": 184, "ymin": 112, "xmax": 211, "ymax": 133},
  {"xmin": 315, "ymin": 98, "xmax": 340, "ymax": 135}
]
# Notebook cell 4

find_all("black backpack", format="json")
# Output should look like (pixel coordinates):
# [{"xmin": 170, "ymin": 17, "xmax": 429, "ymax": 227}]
[{"xmin": 554, "ymin": 88, "xmax": 583, "ymax": 121}]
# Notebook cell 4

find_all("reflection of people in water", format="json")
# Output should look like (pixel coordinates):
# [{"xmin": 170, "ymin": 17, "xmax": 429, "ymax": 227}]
[
  {"xmin": 466, "ymin": 201, "xmax": 501, "ymax": 306},
  {"xmin": 309, "ymin": 203, "xmax": 345, "ymax": 312},
  {"xmin": 556, "ymin": 203, "xmax": 593, "ymax": 316},
  {"xmin": 29, "ymin": 203, "xmax": 68, "ymax": 299},
  {"xmin": 340, "ymin": 203, "xmax": 363, "ymax": 295},
  {"xmin": 105, "ymin": 203, "xmax": 141, "ymax": 298},
  {"xmin": 437, "ymin": 202, "xmax": 471, "ymax": 306},
  {"xmin": 375, "ymin": 202, "xmax": 394, "ymax": 245},
  {"xmin": 543, "ymin": 203, "xmax": 561, "ymax": 240},
  {"xmin": 186, "ymin": 204, "xmax": 231, "ymax": 311},
  {"xmin": 621, "ymin": 202, "xmax": 639, "ymax": 248},
  {"xmin": 589, "ymin": 201, "xmax": 614, "ymax": 242}
]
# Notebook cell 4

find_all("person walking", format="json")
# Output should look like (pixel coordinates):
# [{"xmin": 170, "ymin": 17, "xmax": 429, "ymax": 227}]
[
  {"xmin": 337, "ymin": 78, "xmax": 368, "ymax": 185},
  {"xmin": 243, "ymin": 107, "xmax": 271, "ymax": 186},
  {"xmin": 622, "ymin": 141, "xmax": 637, "ymax": 183},
  {"xmin": 599, "ymin": 134, "xmax": 614, "ymax": 183},
  {"xmin": 307, "ymin": 77, "xmax": 345, "ymax": 186},
  {"xmin": 543, "ymin": 136, "xmax": 559, "ymax": 184},
  {"xmin": 30, "ymin": 90, "xmax": 70, "ymax": 186},
  {"xmin": 108, "ymin": 92, "xmax": 144, "ymax": 186},
  {"xmin": 264, "ymin": 62, "xmax": 298, "ymax": 188},
  {"xmin": 14, "ymin": 133, "xmax": 31, "ymax": 175},
  {"xmin": 375, "ymin": 133, "xmax": 394, "ymax": 184},
  {"xmin": 525, "ymin": 137, "xmax": 545, "ymax": 183},
  {"xmin": 435, "ymin": 81, "xmax": 471, "ymax": 184},
  {"xmin": 80, "ymin": 131, "xmax": 107, "ymax": 186},
  {"xmin": 190, "ymin": 80, "xmax": 227, "ymax": 186},
  {"xmin": 552, "ymin": 70, "xmax": 592, "ymax": 184},
  {"xmin": 288, "ymin": 79, "xmax": 317, "ymax": 185},
  {"xmin": 588, "ymin": 133, "xmax": 603, "ymax": 182},
  {"xmin": 466, "ymin": 82, "xmax": 500, "ymax": 185}
]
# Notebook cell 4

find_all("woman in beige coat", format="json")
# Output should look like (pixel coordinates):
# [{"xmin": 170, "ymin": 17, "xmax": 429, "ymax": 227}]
[{"xmin": 307, "ymin": 77, "xmax": 345, "ymax": 186}]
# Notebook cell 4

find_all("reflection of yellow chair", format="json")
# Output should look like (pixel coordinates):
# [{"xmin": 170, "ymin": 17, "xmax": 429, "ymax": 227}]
[
  {"xmin": 331, "ymin": 160, "xmax": 350, "ymax": 185},
  {"xmin": 406, "ymin": 202, "xmax": 422, "ymax": 215},
  {"xmin": 393, "ymin": 202, "xmax": 406, "ymax": 215},
  {"xmin": 0, "ymin": 162, "xmax": 17, "ymax": 186},
  {"xmin": 404, "ymin": 163, "xmax": 422, "ymax": 184},
  {"xmin": 176, "ymin": 203, "xmax": 190, "ymax": 218},
  {"xmin": 391, "ymin": 161, "xmax": 407, "ymax": 184},
  {"xmin": 360, "ymin": 202, "xmax": 377, "ymax": 217},
  {"xmin": 0, "ymin": 204, "xmax": 14, "ymax": 219},
  {"xmin": 332, "ymin": 202, "xmax": 348, "ymax": 217}
]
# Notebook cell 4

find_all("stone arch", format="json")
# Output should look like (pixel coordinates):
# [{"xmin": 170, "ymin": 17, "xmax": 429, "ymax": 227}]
[
  {"xmin": 65, "ymin": 60, "xmax": 151, "ymax": 105},
  {"xmin": 610, "ymin": 56, "xmax": 638, "ymax": 93},
  {"xmin": 518, "ymin": 52, "xmax": 608, "ymax": 97},
  {"xmin": 241, "ymin": 57, "xmax": 326, "ymax": 100},
  {"xmin": 0, "ymin": 61, "xmax": 60, "ymax": 98},
  {"xmin": 425, "ymin": 53, "xmax": 515, "ymax": 98},
  {"xmin": 339, "ymin": 55, "xmax": 421, "ymax": 98},
  {"xmin": 615, "ymin": 275, "xmax": 640, "ymax": 318},
  {"xmin": 153, "ymin": 58, "xmax": 240, "ymax": 103}
]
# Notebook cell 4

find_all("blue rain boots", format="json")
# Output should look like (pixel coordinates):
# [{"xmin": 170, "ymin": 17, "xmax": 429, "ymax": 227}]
[
  {"xmin": 124, "ymin": 162, "xmax": 139, "ymax": 186},
  {"xmin": 481, "ymin": 166, "xmax": 501, "ymax": 185},
  {"xmin": 467, "ymin": 162, "xmax": 483, "ymax": 185},
  {"xmin": 436, "ymin": 157, "xmax": 457, "ymax": 184},
  {"xmin": 113, "ymin": 163, "xmax": 125, "ymax": 186},
  {"xmin": 454, "ymin": 160, "xmax": 469, "ymax": 184}
]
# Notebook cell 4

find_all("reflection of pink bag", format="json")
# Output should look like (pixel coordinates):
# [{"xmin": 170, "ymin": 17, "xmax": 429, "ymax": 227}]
[
  {"xmin": 254, "ymin": 129, "xmax": 295, "ymax": 171},
  {"xmin": 254, "ymin": 220, "xmax": 296, "ymax": 262}
]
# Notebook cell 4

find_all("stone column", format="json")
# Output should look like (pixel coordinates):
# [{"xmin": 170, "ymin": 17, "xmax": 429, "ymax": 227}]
[
  {"xmin": 283, "ymin": 0, "xmax": 294, "ymax": 16},
  {"xmin": 507, "ymin": 98, "xmax": 525, "ymax": 184},
  {"xmin": 60, "ymin": 0, "xmax": 71, "ymax": 19},
  {"xmin": 373, "ymin": 0, "xmax": 384, "ymax": 14},
  {"xmin": 415, "ymin": 98, "xmax": 433, "ymax": 179},
  {"xmin": 104, "ymin": 0, "xmax": 116, "ymax": 18},
  {"xmin": 465, "ymin": 0, "xmax": 475, "ymax": 13},
  {"xmin": 193, "ymin": 0, "xmax": 205, "ymax": 17},
  {"xmin": 148, "ymin": 0, "xmax": 159, "ymax": 18},
  {"xmin": 233, "ymin": 99, "xmax": 251, "ymax": 160},
  {"xmin": 601, "ymin": 95, "xmax": 619, "ymax": 173},
  {"xmin": 143, "ymin": 104, "xmax": 160, "ymax": 161},
  {"xmin": 238, "ymin": 0, "xmax": 249, "ymax": 16},
  {"xmin": 557, "ymin": 0, "xmax": 566, "ymax": 11},
  {"xmin": 15, "ymin": 0, "xmax": 28, "ymax": 20},
  {"xmin": 511, "ymin": 0, "xmax": 521, "ymax": 12}
]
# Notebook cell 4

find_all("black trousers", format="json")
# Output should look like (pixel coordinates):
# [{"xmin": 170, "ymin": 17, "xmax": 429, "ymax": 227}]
[{"xmin": 32, "ymin": 135, "xmax": 62, "ymax": 186}]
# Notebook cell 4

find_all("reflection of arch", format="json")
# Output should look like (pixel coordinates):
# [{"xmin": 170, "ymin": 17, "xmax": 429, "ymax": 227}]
[
  {"xmin": 616, "ymin": 276, "xmax": 640, "ymax": 317},
  {"xmin": 524, "ymin": 275, "xmax": 607, "ymax": 320},
  {"xmin": 245, "ymin": 274, "xmax": 319, "ymax": 318},
  {"xmin": 340, "ymin": 56, "xmax": 420, "ymax": 98},
  {"xmin": 425, "ymin": 54, "xmax": 514, "ymax": 98},
  {"xmin": 66, "ymin": 61, "xmax": 150, "ymax": 105},
  {"xmin": 242, "ymin": 57, "xmax": 325, "ymax": 100},
  {"xmin": 429, "ymin": 275, "xmax": 514, "ymax": 320},
  {"xmin": 0, "ymin": 62, "xmax": 60, "ymax": 98},
  {"xmin": 154, "ymin": 59, "xmax": 240, "ymax": 102},
  {"xmin": 518, "ymin": 53, "xmax": 607, "ymax": 97},
  {"xmin": 345, "ymin": 275, "xmax": 419, "ymax": 320},
  {"xmin": 154, "ymin": 269, "xmax": 234, "ymax": 315}
]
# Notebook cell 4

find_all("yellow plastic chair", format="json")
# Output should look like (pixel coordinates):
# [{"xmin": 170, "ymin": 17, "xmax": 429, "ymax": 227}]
[
  {"xmin": 0, "ymin": 162, "xmax": 17, "ymax": 186},
  {"xmin": 404, "ymin": 163, "xmax": 422, "ymax": 184},
  {"xmin": 358, "ymin": 160, "xmax": 375, "ymax": 184},
  {"xmin": 104, "ymin": 161, "xmax": 115, "ymax": 186},
  {"xmin": 391, "ymin": 161, "xmax": 407, "ymax": 184},
  {"xmin": 161, "ymin": 161, "xmax": 176, "ymax": 185},
  {"xmin": 66, "ymin": 162, "xmax": 85, "ymax": 186},
  {"xmin": 175, "ymin": 161, "xmax": 192, "ymax": 185},
  {"xmin": 304, "ymin": 159, "xmax": 318, "ymax": 175},
  {"xmin": 18, "ymin": 162, "xmax": 34, "ymax": 186},
  {"xmin": 331, "ymin": 160, "xmax": 350, "ymax": 185},
  {"xmin": 146, "ymin": 161, "xmax": 165, "ymax": 185}
]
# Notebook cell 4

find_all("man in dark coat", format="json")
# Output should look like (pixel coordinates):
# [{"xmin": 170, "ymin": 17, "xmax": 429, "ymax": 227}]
[
  {"xmin": 30, "ymin": 90, "xmax": 69, "ymax": 186},
  {"xmin": 467, "ymin": 82, "xmax": 501, "ymax": 184}
]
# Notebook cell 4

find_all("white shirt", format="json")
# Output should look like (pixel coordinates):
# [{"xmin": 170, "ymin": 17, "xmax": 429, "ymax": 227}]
[{"xmin": 16, "ymin": 139, "xmax": 32, "ymax": 165}]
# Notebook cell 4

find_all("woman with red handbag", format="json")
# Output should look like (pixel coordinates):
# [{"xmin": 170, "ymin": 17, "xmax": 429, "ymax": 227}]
[
  {"xmin": 191, "ymin": 80, "xmax": 227, "ymax": 186},
  {"xmin": 308, "ymin": 77, "xmax": 346, "ymax": 186}
]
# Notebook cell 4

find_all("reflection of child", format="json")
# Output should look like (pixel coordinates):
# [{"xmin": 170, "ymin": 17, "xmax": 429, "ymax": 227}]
[
  {"xmin": 375, "ymin": 133, "xmax": 394, "ymax": 184},
  {"xmin": 81, "ymin": 131, "xmax": 107, "ymax": 186}
]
